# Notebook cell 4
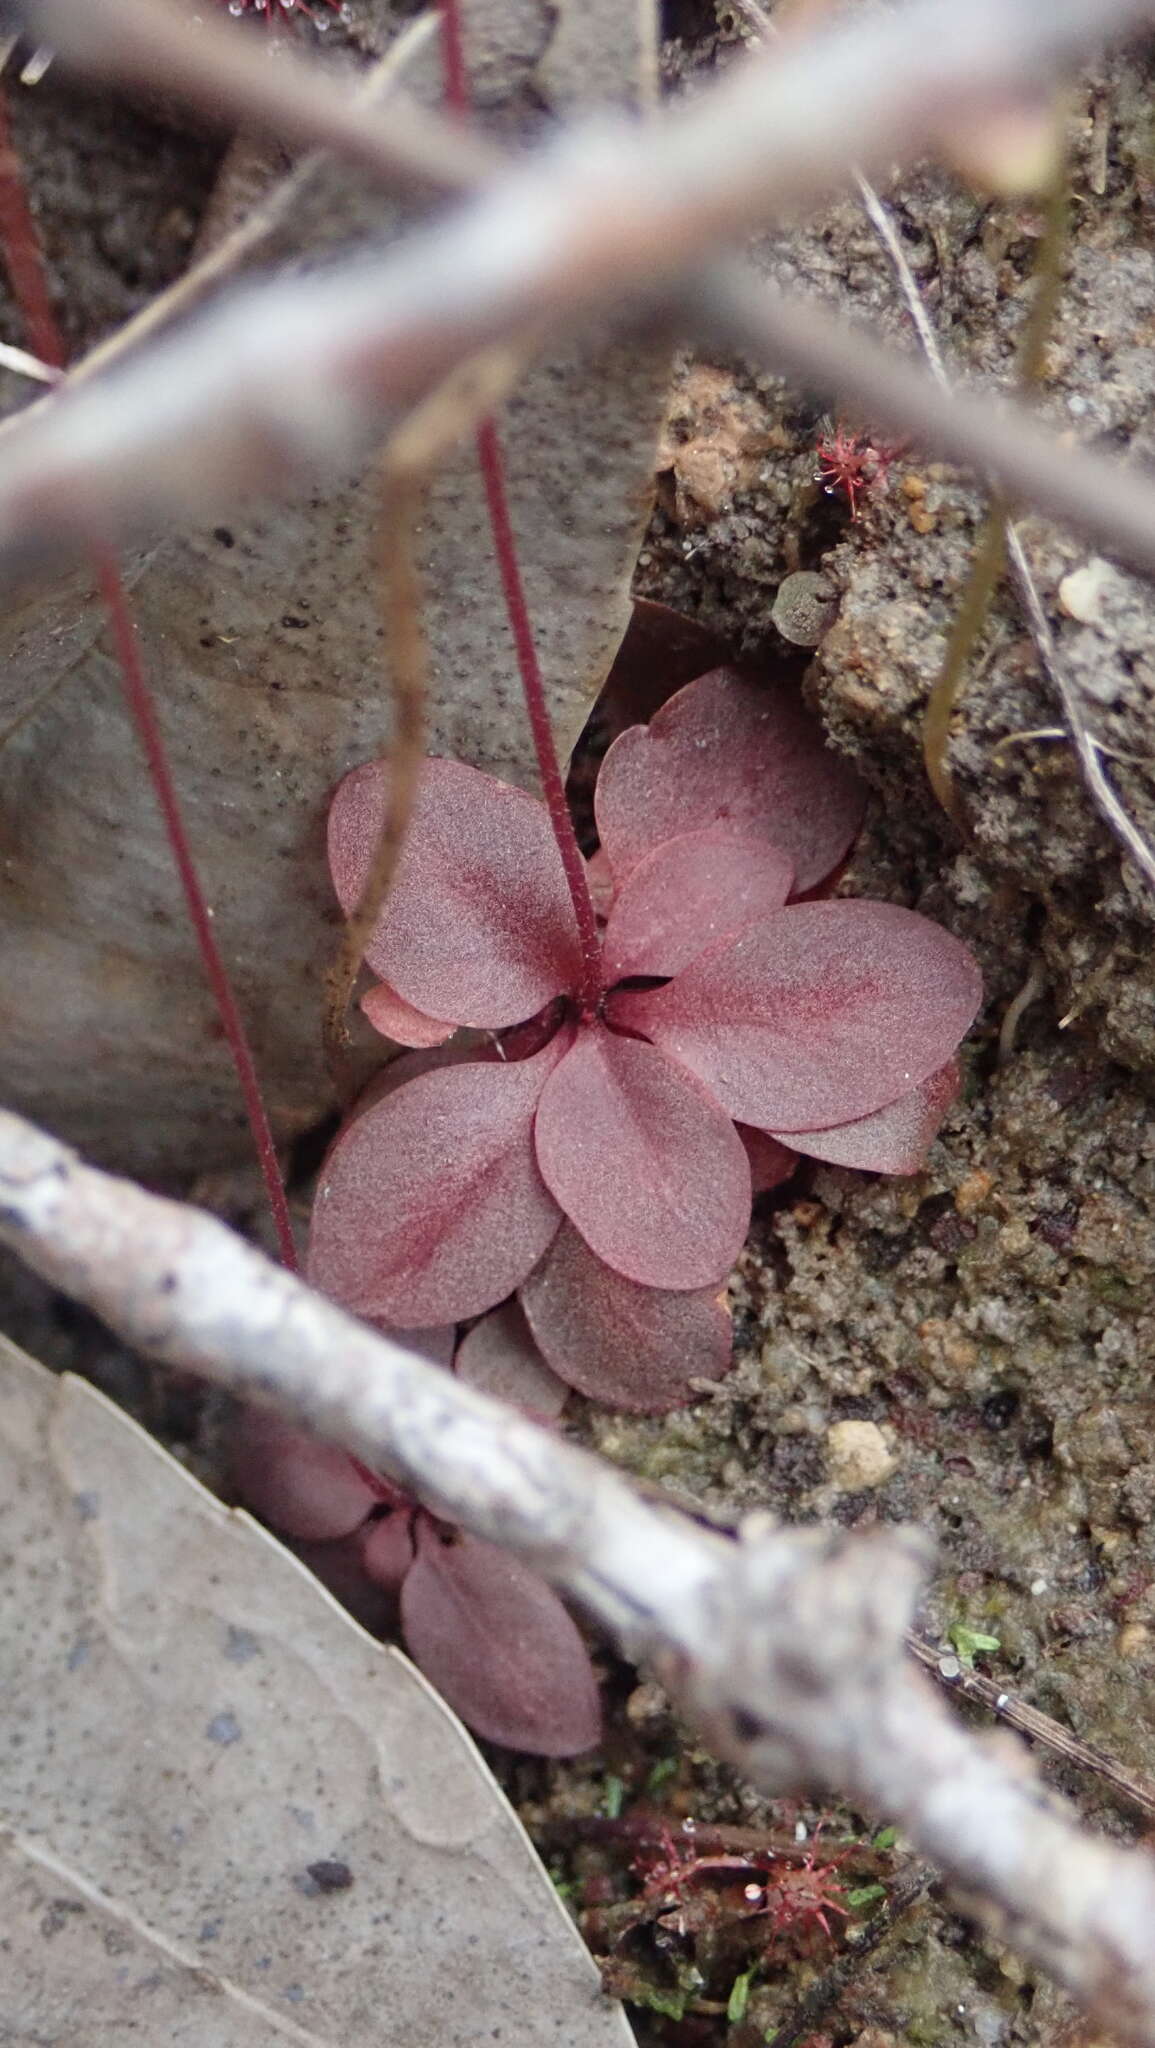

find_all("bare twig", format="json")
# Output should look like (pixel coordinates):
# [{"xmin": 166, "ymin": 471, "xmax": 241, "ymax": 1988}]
[
  {"xmin": 23, "ymin": 0, "xmax": 496, "ymax": 195},
  {"xmin": 18, "ymin": 10, "xmax": 444, "ymax": 408},
  {"xmin": 7, "ymin": 254, "xmax": 1155, "ymax": 594},
  {"xmin": 4, "ymin": 1106, "xmax": 1155, "ymax": 2043},
  {"xmin": 29, "ymin": 0, "xmax": 1155, "ymax": 223},
  {"xmin": 689, "ymin": 261, "xmax": 1155, "ymax": 576},
  {"xmin": 0, "ymin": 0, "xmax": 1152, "ymax": 576}
]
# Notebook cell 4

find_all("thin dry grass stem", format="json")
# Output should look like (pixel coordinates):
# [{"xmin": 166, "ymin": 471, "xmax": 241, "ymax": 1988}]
[
  {"xmin": 322, "ymin": 462, "xmax": 427, "ymax": 1097},
  {"xmin": 923, "ymin": 509, "xmax": 1009, "ymax": 818},
  {"xmin": 0, "ymin": 79, "xmax": 298, "ymax": 1270},
  {"xmin": 920, "ymin": 150, "xmax": 1065, "ymax": 816},
  {"xmin": 321, "ymin": 339, "xmax": 530, "ymax": 1090},
  {"xmin": 26, "ymin": 0, "xmax": 496, "ymax": 194},
  {"xmin": 7, "ymin": 1110, "xmax": 1155, "ymax": 2043},
  {"xmin": 858, "ymin": 140, "xmax": 1155, "ymax": 889},
  {"xmin": 689, "ymin": 22, "xmax": 1155, "ymax": 890},
  {"xmin": 907, "ymin": 1631, "xmax": 1155, "ymax": 1822},
  {"xmin": 1006, "ymin": 524, "xmax": 1155, "ymax": 892},
  {"xmin": 0, "ymin": 336, "xmax": 58, "ymax": 382},
  {"xmin": 996, "ymin": 956, "xmax": 1049, "ymax": 1065}
]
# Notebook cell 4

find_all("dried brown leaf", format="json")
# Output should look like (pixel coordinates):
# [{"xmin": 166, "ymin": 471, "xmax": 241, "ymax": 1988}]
[{"xmin": 0, "ymin": 1335, "xmax": 631, "ymax": 2047}]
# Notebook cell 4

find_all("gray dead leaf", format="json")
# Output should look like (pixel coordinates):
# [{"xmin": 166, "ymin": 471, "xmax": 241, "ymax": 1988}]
[
  {"xmin": 0, "ymin": 1334, "xmax": 632, "ymax": 2047},
  {"xmin": 0, "ymin": 0, "xmax": 666, "ymax": 1178}
]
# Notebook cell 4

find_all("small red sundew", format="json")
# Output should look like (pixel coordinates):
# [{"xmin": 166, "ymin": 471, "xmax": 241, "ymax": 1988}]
[
  {"xmin": 632, "ymin": 1823, "xmax": 850, "ymax": 1952},
  {"xmin": 814, "ymin": 422, "xmax": 895, "ymax": 520}
]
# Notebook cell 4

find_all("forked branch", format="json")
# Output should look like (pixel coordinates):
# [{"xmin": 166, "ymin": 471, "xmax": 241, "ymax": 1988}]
[
  {"xmin": 3, "ymin": 1105, "xmax": 1155, "ymax": 2045},
  {"xmin": 0, "ymin": 0, "xmax": 1154, "ymax": 574}
]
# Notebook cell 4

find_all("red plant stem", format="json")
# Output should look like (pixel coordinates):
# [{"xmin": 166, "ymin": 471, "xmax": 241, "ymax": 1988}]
[
  {"xmin": 438, "ymin": 1, "xmax": 604, "ymax": 1020},
  {"xmin": 92, "ymin": 550, "xmax": 298, "ymax": 1268},
  {"xmin": 437, "ymin": 0, "xmax": 471, "ymax": 113},
  {"xmin": 472, "ymin": 422, "xmax": 604, "ymax": 1015},
  {"xmin": 0, "ymin": 87, "xmax": 298, "ymax": 1270}
]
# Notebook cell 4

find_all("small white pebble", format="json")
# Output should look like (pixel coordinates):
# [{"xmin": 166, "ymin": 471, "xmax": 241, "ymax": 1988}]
[
  {"xmin": 825, "ymin": 1419, "xmax": 897, "ymax": 1491},
  {"xmin": 1057, "ymin": 557, "xmax": 1115, "ymax": 624},
  {"xmin": 1030, "ymin": 1577, "xmax": 1048, "ymax": 1596}
]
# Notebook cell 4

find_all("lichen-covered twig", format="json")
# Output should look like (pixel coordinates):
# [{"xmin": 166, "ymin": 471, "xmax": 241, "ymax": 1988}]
[{"xmin": 3, "ymin": 1104, "xmax": 1155, "ymax": 2043}]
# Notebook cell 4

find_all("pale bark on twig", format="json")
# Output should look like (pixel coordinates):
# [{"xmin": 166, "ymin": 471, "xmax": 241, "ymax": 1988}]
[
  {"xmin": 688, "ymin": 262, "xmax": 1155, "ymax": 576},
  {"xmin": 3, "ymin": 1105, "xmax": 1155, "ymax": 2044},
  {"xmin": 0, "ymin": 0, "xmax": 1153, "ymax": 575}
]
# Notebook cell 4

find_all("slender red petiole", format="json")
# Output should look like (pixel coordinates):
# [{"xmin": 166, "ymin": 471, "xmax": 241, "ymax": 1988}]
[
  {"xmin": 0, "ymin": 87, "xmax": 298, "ymax": 1270},
  {"xmin": 437, "ymin": 0, "xmax": 604, "ymax": 1021}
]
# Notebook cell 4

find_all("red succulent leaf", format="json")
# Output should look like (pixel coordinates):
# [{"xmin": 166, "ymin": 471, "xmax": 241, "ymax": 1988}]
[
  {"xmin": 328, "ymin": 756, "xmax": 581, "ymax": 1027},
  {"xmin": 360, "ymin": 1506, "xmax": 419, "ymax": 1595},
  {"xmin": 307, "ymin": 1037, "xmax": 567, "ymax": 1326},
  {"xmin": 360, "ymin": 980, "xmax": 456, "ymax": 1048},
  {"xmin": 521, "ymin": 1223, "xmax": 732, "ymax": 1412},
  {"xmin": 738, "ymin": 1125, "xmax": 799, "ymax": 1194},
  {"xmin": 594, "ymin": 668, "xmax": 865, "ymax": 895},
  {"xmin": 769, "ymin": 1057, "xmax": 961, "ymax": 1173},
  {"xmin": 534, "ymin": 1023, "xmax": 751, "ymax": 1290},
  {"xmin": 610, "ymin": 901, "xmax": 981, "ymax": 1132},
  {"xmin": 602, "ymin": 825, "xmax": 794, "ymax": 982},
  {"xmin": 293, "ymin": 1533, "xmax": 400, "ymax": 1634},
  {"xmin": 368, "ymin": 1323, "xmax": 458, "ymax": 1368},
  {"xmin": 230, "ymin": 1408, "xmax": 378, "ymax": 1541},
  {"xmin": 400, "ymin": 1520, "xmax": 601, "ymax": 1756},
  {"xmin": 454, "ymin": 1301, "xmax": 570, "ymax": 1420},
  {"xmin": 353, "ymin": 1038, "xmax": 490, "ymax": 1123}
]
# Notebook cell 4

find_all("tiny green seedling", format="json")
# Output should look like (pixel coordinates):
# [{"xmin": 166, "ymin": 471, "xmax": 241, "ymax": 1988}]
[{"xmin": 949, "ymin": 1623, "xmax": 1002, "ymax": 1669}]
